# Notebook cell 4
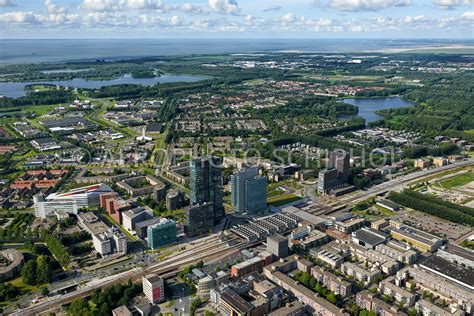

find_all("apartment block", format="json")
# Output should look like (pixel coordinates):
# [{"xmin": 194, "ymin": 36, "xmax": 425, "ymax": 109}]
[
  {"xmin": 311, "ymin": 266, "xmax": 352, "ymax": 297},
  {"xmin": 340, "ymin": 262, "xmax": 381, "ymax": 285},
  {"xmin": 378, "ymin": 278, "xmax": 416, "ymax": 307},
  {"xmin": 356, "ymin": 291, "xmax": 404, "ymax": 316}
]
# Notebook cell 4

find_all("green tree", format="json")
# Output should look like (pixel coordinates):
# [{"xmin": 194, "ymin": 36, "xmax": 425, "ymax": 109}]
[
  {"xmin": 326, "ymin": 292, "xmax": 337, "ymax": 304},
  {"xmin": 21, "ymin": 260, "xmax": 38, "ymax": 285},
  {"xmin": 408, "ymin": 308, "xmax": 417, "ymax": 316},
  {"xmin": 41, "ymin": 287, "xmax": 49, "ymax": 297},
  {"xmin": 36, "ymin": 255, "xmax": 51, "ymax": 284}
]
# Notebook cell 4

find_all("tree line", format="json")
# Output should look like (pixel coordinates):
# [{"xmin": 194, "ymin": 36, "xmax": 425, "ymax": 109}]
[
  {"xmin": 21, "ymin": 255, "xmax": 51, "ymax": 285},
  {"xmin": 42, "ymin": 229, "xmax": 71, "ymax": 268},
  {"xmin": 66, "ymin": 280, "xmax": 142, "ymax": 316},
  {"xmin": 388, "ymin": 190, "xmax": 474, "ymax": 227}
]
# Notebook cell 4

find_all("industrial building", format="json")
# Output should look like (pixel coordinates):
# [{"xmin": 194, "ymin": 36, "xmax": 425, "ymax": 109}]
[
  {"xmin": 351, "ymin": 227, "xmax": 389, "ymax": 249},
  {"xmin": 391, "ymin": 225, "xmax": 443, "ymax": 252},
  {"xmin": 230, "ymin": 212, "xmax": 302, "ymax": 241}
]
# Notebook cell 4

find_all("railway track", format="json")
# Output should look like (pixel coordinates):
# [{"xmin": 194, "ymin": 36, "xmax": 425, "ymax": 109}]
[{"xmin": 12, "ymin": 236, "xmax": 252, "ymax": 316}]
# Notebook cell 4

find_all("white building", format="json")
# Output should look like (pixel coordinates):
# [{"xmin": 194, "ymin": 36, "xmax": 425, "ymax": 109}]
[
  {"xmin": 46, "ymin": 183, "xmax": 113, "ymax": 208},
  {"xmin": 34, "ymin": 194, "xmax": 78, "ymax": 219},
  {"xmin": 143, "ymin": 274, "xmax": 164, "ymax": 304},
  {"xmin": 92, "ymin": 227, "xmax": 127, "ymax": 257}
]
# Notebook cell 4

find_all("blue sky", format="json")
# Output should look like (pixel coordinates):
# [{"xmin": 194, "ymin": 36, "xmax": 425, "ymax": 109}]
[{"xmin": 0, "ymin": 0, "xmax": 472, "ymax": 38}]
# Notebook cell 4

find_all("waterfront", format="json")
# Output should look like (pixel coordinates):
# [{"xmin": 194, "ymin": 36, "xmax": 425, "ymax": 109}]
[{"xmin": 339, "ymin": 97, "xmax": 415, "ymax": 123}]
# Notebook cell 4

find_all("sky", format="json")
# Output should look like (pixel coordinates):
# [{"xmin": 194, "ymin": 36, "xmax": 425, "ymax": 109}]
[{"xmin": 0, "ymin": 0, "xmax": 473, "ymax": 39}]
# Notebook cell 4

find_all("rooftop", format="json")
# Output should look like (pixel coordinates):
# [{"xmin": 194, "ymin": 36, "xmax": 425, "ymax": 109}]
[
  {"xmin": 144, "ymin": 274, "xmax": 163, "ymax": 284},
  {"xmin": 221, "ymin": 290, "xmax": 254, "ymax": 314},
  {"xmin": 392, "ymin": 225, "xmax": 441, "ymax": 246},
  {"xmin": 352, "ymin": 227, "xmax": 388, "ymax": 245},
  {"xmin": 439, "ymin": 243, "xmax": 474, "ymax": 262},
  {"xmin": 421, "ymin": 256, "xmax": 474, "ymax": 289}
]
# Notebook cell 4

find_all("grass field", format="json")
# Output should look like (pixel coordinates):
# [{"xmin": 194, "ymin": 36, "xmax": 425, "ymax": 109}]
[
  {"xmin": 268, "ymin": 193, "xmax": 301, "ymax": 207},
  {"xmin": 439, "ymin": 171, "xmax": 474, "ymax": 189},
  {"xmin": 7, "ymin": 276, "xmax": 42, "ymax": 293}
]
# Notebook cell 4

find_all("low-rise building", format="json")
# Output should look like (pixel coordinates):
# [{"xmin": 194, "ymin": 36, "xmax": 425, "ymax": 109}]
[
  {"xmin": 356, "ymin": 291, "xmax": 404, "ymax": 316},
  {"xmin": 334, "ymin": 217, "xmax": 366, "ymax": 234},
  {"xmin": 117, "ymin": 175, "xmax": 166, "ymax": 198},
  {"xmin": 310, "ymin": 244, "xmax": 349, "ymax": 269},
  {"xmin": 268, "ymin": 301, "xmax": 306, "ymax": 316},
  {"xmin": 267, "ymin": 271, "xmax": 347, "ymax": 316},
  {"xmin": 197, "ymin": 271, "xmax": 228, "ymax": 298},
  {"xmin": 396, "ymin": 267, "xmax": 473, "ymax": 314},
  {"xmin": 415, "ymin": 159, "xmax": 431, "ymax": 169},
  {"xmin": 311, "ymin": 266, "xmax": 352, "ymax": 297},
  {"xmin": 379, "ymin": 278, "xmax": 416, "ymax": 307},
  {"xmin": 376, "ymin": 199, "xmax": 401, "ymax": 212},
  {"xmin": 375, "ymin": 241, "xmax": 419, "ymax": 265},
  {"xmin": 437, "ymin": 243, "xmax": 474, "ymax": 269},
  {"xmin": 415, "ymin": 299, "xmax": 464, "ymax": 316},
  {"xmin": 391, "ymin": 225, "xmax": 443, "ymax": 252},
  {"xmin": 340, "ymin": 262, "xmax": 381, "ymax": 285},
  {"xmin": 231, "ymin": 256, "xmax": 265, "ymax": 278},
  {"xmin": 371, "ymin": 218, "xmax": 389, "ymax": 230},
  {"xmin": 352, "ymin": 227, "xmax": 389, "ymax": 249},
  {"xmin": 350, "ymin": 243, "xmax": 400, "ymax": 275}
]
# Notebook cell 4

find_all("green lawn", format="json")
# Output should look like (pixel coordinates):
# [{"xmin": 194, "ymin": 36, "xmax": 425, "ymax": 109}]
[
  {"xmin": 268, "ymin": 193, "xmax": 302, "ymax": 207},
  {"xmin": 7, "ymin": 276, "xmax": 42, "ymax": 293},
  {"xmin": 439, "ymin": 171, "xmax": 474, "ymax": 189}
]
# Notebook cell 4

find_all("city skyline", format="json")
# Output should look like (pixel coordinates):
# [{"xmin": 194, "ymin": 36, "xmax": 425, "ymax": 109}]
[{"xmin": 0, "ymin": 0, "xmax": 473, "ymax": 39}]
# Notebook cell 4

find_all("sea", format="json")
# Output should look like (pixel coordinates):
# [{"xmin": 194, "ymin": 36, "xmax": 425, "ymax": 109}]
[{"xmin": 1, "ymin": 38, "xmax": 473, "ymax": 64}]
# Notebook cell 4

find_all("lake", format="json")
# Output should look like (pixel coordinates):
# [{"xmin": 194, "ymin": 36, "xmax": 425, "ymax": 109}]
[
  {"xmin": 338, "ymin": 97, "xmax": 414, "ymax": 123},
  {"xmin": 0, "ymin": 74, "xmax": 210, "ymax": 98}
]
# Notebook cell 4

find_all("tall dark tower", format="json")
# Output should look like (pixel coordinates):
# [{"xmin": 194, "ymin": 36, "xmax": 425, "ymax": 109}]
[
  {"xmin": 329, "ymin": 150, "xmax": 350, "ymax": 182},
  {"xmin": 189, "ymin": 157, "xmax": 224, "ymax": 223}
]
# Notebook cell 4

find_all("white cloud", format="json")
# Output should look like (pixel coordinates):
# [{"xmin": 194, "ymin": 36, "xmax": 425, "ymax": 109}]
[
  {"xmin": 170, "ymin": 15, "xmax": 181, "ymax": 26},
  {"xmin": 314, "ymin": 0, "xmax": 412, "ymax": 11},
  {"xmin": 461, "ymin": 11, "xmax": 474, "ymax": 19},
  {"xmin": 281, "ymin": 12, "xmax": 296, "ymax": 24},
  {"xmin": 433, "ymin": 0, "xmax": 473, "ymax": 9},
  {"xmin": 44, "ymin": 0, "xmax": 66, "ymax": 14},
  {"xmin": 81, "ymin": 0, "xmax": 165, "ymax": 12},
  {"xmin": 263, "ymin": 6, "xmax": 282, "ymax": 12},
  {"xmin": 208, "ymin": 0, "xmax": 239, "ymax": 14},
  {"xmin": 0, "ymin": 0, "xmax": 15, "ymax": 7},
  {"xmin": 0, "ymin": 11, "xmax": 37, "ymax": 23},
  {"xmin": 177, "ymin": 3, "xmax": 204, "ymax": 14}
]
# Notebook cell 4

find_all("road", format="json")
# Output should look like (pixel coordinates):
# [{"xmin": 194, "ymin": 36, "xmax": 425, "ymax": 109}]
[{"xmin": 339, "ymin": 159, "xmax": 473, "ymax": 207}]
